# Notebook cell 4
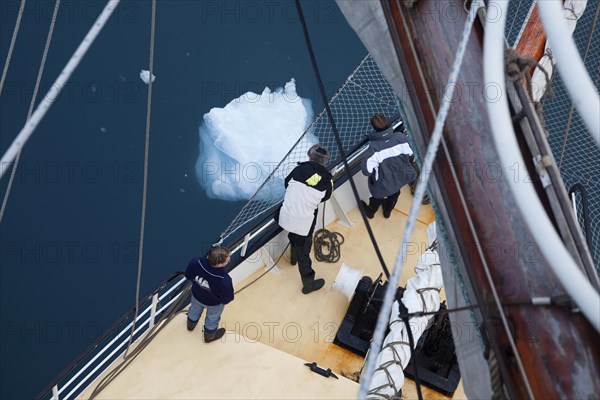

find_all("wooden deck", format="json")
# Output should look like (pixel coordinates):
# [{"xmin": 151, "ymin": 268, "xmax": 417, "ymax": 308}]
[{"xmin": 79, "ymin": 193, "xmax": 465, "ymax": 399}]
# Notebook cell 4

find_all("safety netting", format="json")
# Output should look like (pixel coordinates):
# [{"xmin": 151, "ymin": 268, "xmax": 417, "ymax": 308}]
[{"xmin": 219, "ymin": 54, "xmax": 402, "ymax": 243}]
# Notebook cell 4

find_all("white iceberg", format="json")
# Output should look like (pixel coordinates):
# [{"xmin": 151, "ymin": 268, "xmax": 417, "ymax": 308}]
[
  {"xmin": 139, "ymin": 69, "xmax": 156, "ymax": 84},
  {"xmin": 195, "ymin": 79, "xmax": 317, "ymax": 201}
]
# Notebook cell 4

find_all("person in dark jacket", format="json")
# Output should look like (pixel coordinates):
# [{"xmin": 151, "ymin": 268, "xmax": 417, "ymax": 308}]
[
  {"xmin": 278, "ymin": 144, "xmax": 333, "ymax": 294},
  {"xmin": 185, "ymin": 246, "xmax": 234, "ymax": 343},
  {"xmin": 361, "ymin": 114, "xmax": 417, "ymax": 218}
]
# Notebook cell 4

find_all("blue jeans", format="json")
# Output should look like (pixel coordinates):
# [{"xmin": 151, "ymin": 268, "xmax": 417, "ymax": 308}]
[{"xmin": 188, "ymin": 295, "xmax": 225, "ymax": 331}]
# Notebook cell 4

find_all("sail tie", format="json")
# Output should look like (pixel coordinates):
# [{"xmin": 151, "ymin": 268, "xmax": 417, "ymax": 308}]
[{"xmin": 504, "ymin": 48, "xmax": 552, "ymax": 133}]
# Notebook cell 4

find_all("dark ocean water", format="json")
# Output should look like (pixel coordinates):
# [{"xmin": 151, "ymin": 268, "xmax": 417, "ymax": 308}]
[{"xmin": 0, "ymin": 1, "xmax": 366, "ymax": 398}]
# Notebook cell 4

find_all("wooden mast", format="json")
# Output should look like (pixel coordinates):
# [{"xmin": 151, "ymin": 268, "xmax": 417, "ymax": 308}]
[{"xmin": 380, "ymin": 0, "xmax": 600, "ymax": 398}]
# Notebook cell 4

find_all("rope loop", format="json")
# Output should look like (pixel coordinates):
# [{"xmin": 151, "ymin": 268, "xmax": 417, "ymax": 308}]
[{"xmin": 313, "ymin": 228, "xmax": 345, "ymax": 263}]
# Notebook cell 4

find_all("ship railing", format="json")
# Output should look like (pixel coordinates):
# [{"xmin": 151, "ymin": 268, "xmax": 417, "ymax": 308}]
[{"xmin": 35, "ymin": 272, "xmax": 189, "ymax": 400}]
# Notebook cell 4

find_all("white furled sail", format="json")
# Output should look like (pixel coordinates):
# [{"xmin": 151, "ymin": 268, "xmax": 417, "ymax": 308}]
[
  {"xmin": 532, "ymin": 0, "xmax": 588, "ymax": 102},
  {"xmin": 367, "ymin": 239, "xmax": 444, "ymax": 398}
]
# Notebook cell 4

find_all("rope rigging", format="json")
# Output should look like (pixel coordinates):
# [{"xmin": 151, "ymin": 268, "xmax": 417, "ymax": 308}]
[
  {"xmin": 91, "ymin": 0, "xmax": 157, "ymax": 385},
  {"xmin": 0, "ymin": 0, "xmax": 61, "ymax": 224},
  {"xmin": 125, "ymin": 0, "xmax": 156, "ymax": 358},
  {"xmin": 0, "ymin": 0, "xmax": 122, "ymax": 180}
]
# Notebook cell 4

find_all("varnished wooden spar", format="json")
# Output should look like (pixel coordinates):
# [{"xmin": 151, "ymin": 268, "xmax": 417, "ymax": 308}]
[
  {"xmin": 380, "ymin": 0, "xmax": 600, "ymax": 399},
  {"xmin": 515, "ymin": 5, "xmax": 547, "ymax": 64}
]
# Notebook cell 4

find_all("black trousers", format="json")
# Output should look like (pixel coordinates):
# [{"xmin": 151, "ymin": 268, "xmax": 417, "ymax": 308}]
[
  {"xmin": 368, "ymin": 190, "xmax": 401, "ymax": 213},
  {"xmin": 288, "ymin": 215, "xmax": 317, "ymax": 277}
]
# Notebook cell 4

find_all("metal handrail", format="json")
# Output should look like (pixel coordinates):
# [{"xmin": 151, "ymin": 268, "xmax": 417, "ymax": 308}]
[
  {"xmin": 60, "ymin": 277, "xmax": 188, "ymax": 400},
  {"xmin": 36, "ymin": 272, "xmax": 187, "ymax": 400}
]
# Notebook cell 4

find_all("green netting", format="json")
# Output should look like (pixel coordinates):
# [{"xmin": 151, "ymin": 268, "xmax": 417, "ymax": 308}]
[{"xmin": 219, "ymin": 54, "xmax": 401, "ymax": 243}]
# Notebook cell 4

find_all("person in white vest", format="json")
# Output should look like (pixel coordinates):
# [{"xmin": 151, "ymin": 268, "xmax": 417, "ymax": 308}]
[{"xmin": 277, "ymin": 144, "xmax": 333, "ymax": 294}]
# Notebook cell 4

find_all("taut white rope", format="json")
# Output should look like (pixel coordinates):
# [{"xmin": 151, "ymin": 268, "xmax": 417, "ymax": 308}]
[
  {"xmin": 0, "ymin": 0, "xmax": 61, "ymax": 223},
  {"xmin": 0, "ymin": 0, "xmax": 122, "ymax": 180}
]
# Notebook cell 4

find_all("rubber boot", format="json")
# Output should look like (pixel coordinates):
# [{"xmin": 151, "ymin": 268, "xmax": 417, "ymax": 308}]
[
  {"xmin": 204, "ymin": 327, "xmax": 226, "ymax": 343},
  {"xmin": 360, "ymin": 200, "xmax": 375, "ymax": 219},
  {"xmin": 290, "ymin": 247, "xmax": 298, "ymax": 266},
  {"xmin": 187, "ymin": 317, "xmax": 199, "ymax": 331},
  {"xmin": 383, "ymin": 194, "xmax": 399, "ymax": 218},
  {"xmin": 301, "ymin": 272, "xmax": 325, "ymax": 294},
  {"xmin": 382, "ymin": 200, "xmax": 394, "ymax": 219}
]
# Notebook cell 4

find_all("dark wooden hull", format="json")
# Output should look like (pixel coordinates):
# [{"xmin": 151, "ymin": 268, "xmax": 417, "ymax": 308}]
[{"xmin": 381, "ymin": 0, "xmax": 600, "ymax": 398}]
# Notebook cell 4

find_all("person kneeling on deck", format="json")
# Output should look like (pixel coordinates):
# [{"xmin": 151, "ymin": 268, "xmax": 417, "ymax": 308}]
[
  {"xmin": 278, "ymin": 144, "xmax": 333, "ymax": 294},
  {"xmin": 185, "ymin": 246, "xmax": 234, "ymax": 343},
  {"xmin": 361, "ymin": 114, "xmax": 417, "ymax": 219}
]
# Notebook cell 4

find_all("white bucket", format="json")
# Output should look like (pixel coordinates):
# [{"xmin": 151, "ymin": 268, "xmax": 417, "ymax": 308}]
[{"xmin": 331, "ymin": 262, "xmax": 363, "ymax": 301}]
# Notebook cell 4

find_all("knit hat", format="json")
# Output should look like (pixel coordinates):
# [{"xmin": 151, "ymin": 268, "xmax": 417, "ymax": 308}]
[
  {"xmin": 307, "ymin": 144, "xmax": 330, "ymax": 167},
  {"xmin": 370, "ymin": 114, "xmax": 389, "ymax": 132}
]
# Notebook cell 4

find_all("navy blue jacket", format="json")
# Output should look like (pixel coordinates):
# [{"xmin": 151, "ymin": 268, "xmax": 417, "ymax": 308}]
[{"xmin": 185, "ymin": 257, "xmax": 234, "ymax": 306}]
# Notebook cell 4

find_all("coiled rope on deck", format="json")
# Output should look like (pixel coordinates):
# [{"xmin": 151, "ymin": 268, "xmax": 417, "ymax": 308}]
[
  {"xmin": 313, "ymin": 228, "xmax": 344, "ymax": 263},
  {"xmin": 313, "ymin": 205, "xmax": 344, "ymax": 263}
]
